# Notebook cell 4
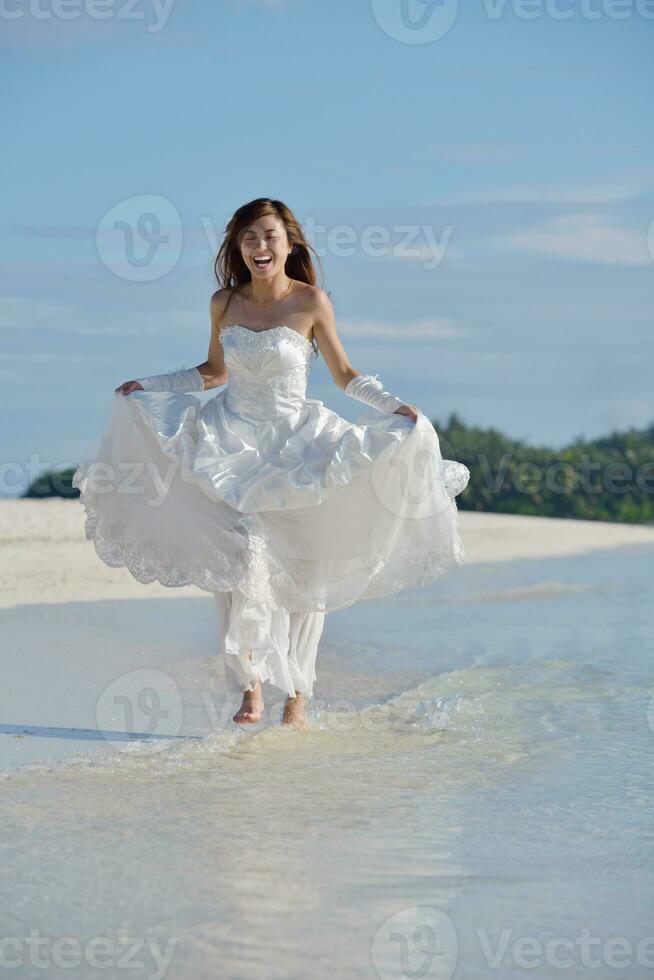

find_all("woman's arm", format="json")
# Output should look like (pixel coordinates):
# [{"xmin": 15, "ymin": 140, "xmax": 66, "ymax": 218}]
[
  {"xmin": 200, "ymin": 290, "xmax": 230, "ymax": 389},
  {"xmin": 310, "ymin": 288, "xmax": 359, "ymax": 392},
  {"xmin": 311, "ymin": 289, "xmax": 418, "ymax": 422},
  {"xmin": 115, "ymin": 292, "xmax": 229, "ymax": 395},
  {"xmin": 171, "ymin": 289, "xmax": 230, "ymax": 390}
]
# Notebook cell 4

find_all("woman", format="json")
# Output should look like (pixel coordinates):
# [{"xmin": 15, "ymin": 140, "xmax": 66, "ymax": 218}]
[{"xmin": 73, "ymin": 197, "xmax": 470, "ymax": 731}]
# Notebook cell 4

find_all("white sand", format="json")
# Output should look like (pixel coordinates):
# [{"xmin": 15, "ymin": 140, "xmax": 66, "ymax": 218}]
[{"xmin": 2, "ymin": 498, "xmax": 654, "ymax": 610}]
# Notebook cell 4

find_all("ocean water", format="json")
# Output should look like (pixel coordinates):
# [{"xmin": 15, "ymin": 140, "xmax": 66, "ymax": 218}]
[{"xmin": 1, "ymin": 543, "xmax": 653, "ymax": 979}]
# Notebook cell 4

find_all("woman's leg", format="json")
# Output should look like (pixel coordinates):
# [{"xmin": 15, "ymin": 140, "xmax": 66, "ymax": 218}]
[
  {"xmin": 282, "ymin": 608, "xmax": 326, "ymax": 730},
  {"xmin": 213, "ymin": 591, "xmax": 264, "ymax": 723},
  {"xmin": 213, "ymin": 591, "xmax": 326, "ymax": 726},
  {"xmin": 213, "ymin": 591, "xmax": 243, "ymax": 695},
  {"xmin": 286, "ymin": 607, "xmax": 326, "ymax": 699}
]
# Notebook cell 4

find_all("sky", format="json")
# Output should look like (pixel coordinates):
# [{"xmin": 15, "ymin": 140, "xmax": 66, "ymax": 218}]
[{"xmin": 1, "ymin": 0, "xmax": 653, "ymax": 496}]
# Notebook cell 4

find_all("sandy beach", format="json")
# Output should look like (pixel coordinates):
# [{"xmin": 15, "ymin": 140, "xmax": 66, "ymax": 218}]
[{"xmin": 2, "ymin": 497, "xmax": 653, "ymax": 609}]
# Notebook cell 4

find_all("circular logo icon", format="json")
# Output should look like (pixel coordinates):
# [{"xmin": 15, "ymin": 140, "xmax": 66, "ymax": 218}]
[
  {"xmin": 96, "ymin": 668, "xmax": 184, "ymax": 753},
  {"xmin": 371, "ymin": 0, "xmax": 459, "ymax": 44},
  {"xmin": 96, "ymin": 194, "xmax": 183, "ymax": 281},
  {"xmin": 371, "ymin": 905, "xmax": 458, "ymax": 979},
  {"xmin": 371, "ymin": 415, "xmax": 453, "ymax": 519}
]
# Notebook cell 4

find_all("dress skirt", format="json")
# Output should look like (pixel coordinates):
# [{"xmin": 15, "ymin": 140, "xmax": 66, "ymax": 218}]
[{"xmin": 72, "ymin": 326, "xmax": 471, "ymax": 703}]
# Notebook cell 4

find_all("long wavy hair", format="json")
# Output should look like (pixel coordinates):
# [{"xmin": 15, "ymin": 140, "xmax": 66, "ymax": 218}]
[{"xmin": 213, "ymin": 198, "xmax": 327, "ymax": 358}]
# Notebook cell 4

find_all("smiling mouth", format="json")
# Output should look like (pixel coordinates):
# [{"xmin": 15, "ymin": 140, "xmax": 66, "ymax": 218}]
[{"xmin": 253, "ymin": 255, "xmax": 273, "ymax": 269}]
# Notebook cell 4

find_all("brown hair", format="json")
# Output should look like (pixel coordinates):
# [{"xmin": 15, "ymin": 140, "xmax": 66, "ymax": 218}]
[{"xmin": 213, "ymin": 197, "xmax": 327, "ymax": 358}]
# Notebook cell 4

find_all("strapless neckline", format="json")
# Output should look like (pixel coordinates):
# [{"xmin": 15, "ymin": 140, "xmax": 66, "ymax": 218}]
[{"xmin": 223, "ymin": 323, "xmax": 313, "ymax": 350}]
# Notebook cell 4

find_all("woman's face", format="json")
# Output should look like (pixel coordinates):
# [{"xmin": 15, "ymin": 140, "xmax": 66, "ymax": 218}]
[{"xmin": 239, "ymin": 217, "xmax": 291, "ymax": 280}]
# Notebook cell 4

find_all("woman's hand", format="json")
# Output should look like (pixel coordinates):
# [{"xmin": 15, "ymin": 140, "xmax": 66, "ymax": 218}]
[
  {"xmin": 393, "ymin": 403, "xmax": 419, "ymax": 423},
  {"xmin": 114, "ymin": 380, "xmax": 144, "ymax": 396}
]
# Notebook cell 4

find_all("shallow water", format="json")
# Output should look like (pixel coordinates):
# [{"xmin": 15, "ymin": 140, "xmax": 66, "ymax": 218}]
[{"xmin": 1, "ymin": 544, "xmax": 653, "ymax": 979}]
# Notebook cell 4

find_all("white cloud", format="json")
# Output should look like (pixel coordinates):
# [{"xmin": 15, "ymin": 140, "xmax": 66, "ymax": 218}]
[
  {"xmin": 0, "ymin": 296, "xmax": 204, "ymax": 335},
  {"xmin": 0, "ymin": 297, "xmax": 78, "ymax": 330},
  {"xmin": 429, "ymin": 174, "xmax": 654, "ymax": 206},
  {"xmin": 336, "ymin": 319, "xmax": 462, "ymax": 340},
  {"xmin": 489, "ymin": 213, "xmax": 652, "ymax": 267}
]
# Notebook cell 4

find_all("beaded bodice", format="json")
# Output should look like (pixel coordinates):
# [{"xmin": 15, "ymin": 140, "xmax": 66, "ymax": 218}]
[{"xmin": 219, "ymin": 324, "xmax": 314, "ymax": 421}]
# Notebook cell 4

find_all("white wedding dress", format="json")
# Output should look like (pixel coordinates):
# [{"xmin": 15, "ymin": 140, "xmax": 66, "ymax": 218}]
[{"xmin": 73, "ymin": 324, "xmax": 470, "ymax": 697}]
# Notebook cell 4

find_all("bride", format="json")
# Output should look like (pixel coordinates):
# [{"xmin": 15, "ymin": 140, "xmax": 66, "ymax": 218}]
[{"xmin": 73, "ymin": 197, "xmax": 470, "ymax": 731}]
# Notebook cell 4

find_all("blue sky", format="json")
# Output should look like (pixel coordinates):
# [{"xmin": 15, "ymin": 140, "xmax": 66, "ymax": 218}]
[{"xmin": 1, "ymin": 0, "xmax": 653, "ymax": 496}]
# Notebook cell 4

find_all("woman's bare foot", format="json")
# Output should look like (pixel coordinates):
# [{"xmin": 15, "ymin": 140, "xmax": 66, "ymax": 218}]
[
  {"xmin": 282, "ymin": 692, "xmax": 309, "ymax": 731},
  {"xmin": 233, "ymin": 682, "xmax": 264, "ymax": 724}
]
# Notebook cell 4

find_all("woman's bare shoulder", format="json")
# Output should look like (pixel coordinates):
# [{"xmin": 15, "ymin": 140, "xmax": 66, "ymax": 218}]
[
  {"xmin": 305, "ymin": 285, "xmax": 334, "ymax": 323},
  {"xmin": 210, "ymin": 286, "xmax": 245, "ymax": 330},
  {"xmin": 210, "ymin": 287, "xmax": 236, "ymax": 316},
  {"xmin": 300, "ymin": 283, "xmax": 332, "ymax": 316}
]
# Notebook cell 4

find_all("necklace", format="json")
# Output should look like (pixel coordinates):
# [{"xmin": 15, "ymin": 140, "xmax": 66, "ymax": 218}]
[{"xmin": 249, "ymin": 278, "xmax": 293, "ymax": 307}]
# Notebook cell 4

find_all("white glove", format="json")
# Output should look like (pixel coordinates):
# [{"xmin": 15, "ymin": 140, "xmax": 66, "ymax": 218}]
[
  {"xmin": 344, "ymin": 373, "xmax": 405, "ymax": 413},
  {"xmin": 136, "ymin": 366, "xmax": 204, "ymax": 393}
]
